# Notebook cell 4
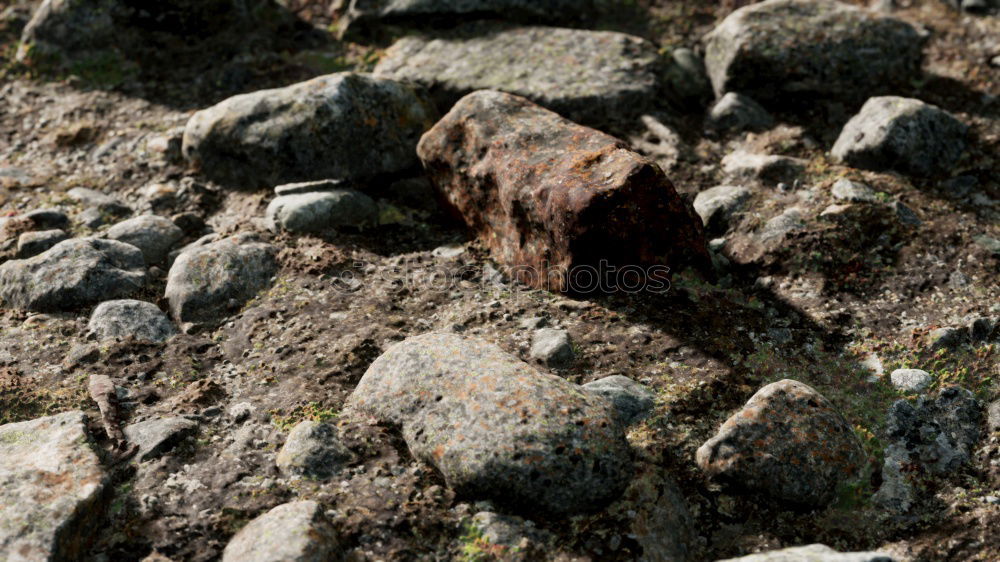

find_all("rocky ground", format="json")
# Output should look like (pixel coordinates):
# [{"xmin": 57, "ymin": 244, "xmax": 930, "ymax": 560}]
[{"xmin": 0, "ymin": 0, "xmax": 998, "ymax": 561}]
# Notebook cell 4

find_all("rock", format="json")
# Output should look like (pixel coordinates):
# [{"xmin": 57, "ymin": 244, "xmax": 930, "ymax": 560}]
[
  {"xmin": 1, "ymin": 209, "xmax": 70, "ymax": 240},
  {"xmin": 706, "ymin": 92, "xmax": 773, "ymax": 133},
  {"xmin": 694, "ymin": 185, "xmax": 752, "ymax": 235},
  {"xmin": 273, "ymin": 178, "xmax": 351, "ymax": 197},
  {"xmin": 703, "ymin": 0, "xmax": 923, "ymax": 103},
  {"xmin": 105, "ymin": 215, "xmax": 184, "ymax": 264},
  {"xmin": 831, "ymin": 179, "xmax": 879, "ymax": 203},
  {"xmin": 0, "ymin": 411, "xmax": 107, "ymax": 560},
  {"xmin": 88, "ymin": 299, "xmax": 177, "ymax": 343},
  {"xmin": 696, "ymin": 379, "xmax": 866, "ymax": 508},
  {"xmin": 889, "ymin": 368, "xmax": 933, "ymax": 392},
  {"xmin": 663, "ymin": 47, "xmax": 713, "ymax": 107},
  {"xmin": 582, "ymin": 375, "xmax": 656, "ymax": 426},
  {"xmin": 68, "ymin": 186, "xmax": 129, "ymax": 214},
  {"xmin": 265, "ymin": 190, "xmax": 378, "ymax": 234},
  {"xmin": 417, "ymin": 90, "xmax": 710, "ymax": 292},
  {"xmin": 0, "ymin": 238, "xmax": 146, "ymax": 311},
  {"xmin": 346, "ymin": 332, "xmax": 632, "ymax": 515},
  {"xmin": 16, "ymin": 228, "xmax": 69, "ymax": 258},
  {"xmin": 529, "ymin": 328, "xmax": 575, "ymax": 369},
  {"xmin": 968, "ymin": 316, "xmax": 997, "ymax": 342},
  {"xmin": 182, "ymin": 72, "xmax": 437, "ymax": 188},
  {"xmin": 986, "ymin": 400, "xmax": 1000, "ymax": 433},
  {"xmin": 892, "ymin": 200, "xmax": 921, "ymax": 226},
  {"xmin": 165, "ymin": 236, "xmax": 277, "ymax": 327},
  {"xmin": 374, "ymin": 24, "xmax": 662, "ymax": 127},
  {"xmin": 221, "ymin": 500, "xmax": 341, "ymax": 562},
  {"xmin": 925, "ymin": 326, "xmax": 967, "ymax": 351},
  {"xmin": 831, "ymin": 96, "xmax": 968, "ymax": 177},
  {"xmin": 470, "ymin": 511, "xmax": 554, "ymax": 550},
  {"xmin": 717, "ymin": 544, "xmax": 896, "ymax": 561},
  {"xmin": 17, "ymin": 0, "xmax": 120, "ymax": 65},
  {"xmin": 123, "ymin": 417, "xmax": 198, "ymax": 461},
  {"xmin": 722, "ymin": 151, "xmax": 806, "ymax": 184},
  {"xmin": 276, "ymin": 421, "xmax": 354, "ymax": 479},
  {"xmin": 974, "ymin": 234, "xmax": 1000, "ymax": 255},
  {"xmin": 759, "ymin": 207, "xmax": 806, "ymax": 243}
]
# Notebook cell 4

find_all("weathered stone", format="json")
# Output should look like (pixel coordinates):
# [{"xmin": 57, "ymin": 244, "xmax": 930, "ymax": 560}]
[
  {"xmin": 831, "ymin": 179, "xmax": 879, "ymax": 203},
  {"xmin": 265, "ymin": 190, "xmax": 378, "ymax": 234},
  {"xmin": 529, "ymin": 328, "xmax": 575, "ymax": 369},
  {"xmin": 17, "ymin": 0, "xmax": 120, "ymax": 65},
  {"xmin": 988, "ymin": 400, "xmax": 1000, "ymax": 433},
  {"xmin": 221, "ymin": 501, "xmax": 341, "ymax": 562},
  {"xmin": 276, "ymin": 421, "xmax": 354, "ymax": 479},
  {"xmin": 165, "ymin": 235, "xmax": 277, "ymax": 326},
  {"xmin": 889, "ymin": 368, "xmax": 933, "ymax": 393},
  {"xmin": 925, "ymin": 326, "xmax": 967, "ymax": 351},
  {"xmin": 722, "ymin": 151, "xmax": 806, "ymax": 184},
  {"xmin": 106, "ymin": 215, "xmax": 184, "ymax": 264},
  {"xmin": 706, "ymin": 92, "xmax": 773, "ymax": 133},
  {"xmin": 696, "ymin": 379, "xmax": 866, "ymax": 508},
  {"xmin": 417, "ymin": 90, "xmax": 710, "ymax": 292},
  {"xmin": 831, "ymin": 97, "xmax": 968, "ymax": 177},
  {"xmin": 583, "ymin": 375, "xmax": 656, "ymax": 426},
  {"xmin": 88, "ymin": 299, "xmax": 177, "ymax": 343},
  {"xmin": 273, "ymin": 179, "xmax": 351, "ymax": 197},
  {"xmin": 374, "ymin": 24, "xmax": 662, "ymax": 127},
  {"xmin": 183, "ymin": 72, "xmax": 437, "ymax": 188},
  {"xmin": 759, "ymin": 207, "xmax": 806, "ymax": 243},
  {"xmin": 0, "ymin": 411, "xmax": 107, "ymax": 561},
  {"xmin": 16, "ymin": 228, "xmax": 69, "ymax": 258},
  {"xmin": 694, "ymin": 185, "xmax": 752, "ymax": 235},
  {"xmin": 346, "ymin": 332, "xmax": 632, "ymax": 515},
  {"xmin": 703, "ymin": 0, "xmax": 923, "ymax": 103},
  {"xmin": 470, "ymin": 511, "xmax": 554, "ymax": 551},
  {"xmin": 717, "ymin": 544, "xmax": 896, "ymax": 562},
  {"xmin": 124, "ymin": 417, "xmax": 197, "ymax": 461},
  {"xmin": 0, "ymin": 238, "xmax": 146, "ymax": 311}
]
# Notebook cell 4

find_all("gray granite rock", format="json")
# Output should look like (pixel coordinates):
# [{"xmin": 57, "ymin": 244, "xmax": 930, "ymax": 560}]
[
  {"xmin": 925, "ymin": 326, "xmax": 967, "ymax": 351},
  {"xmin": 988, "ymin": 400, "xmax": 1000, "ymax": 433},
  {"xmin": 889, "ymin": 368, "xmax": 933, "ymax": 392},
  {"xmin": 706, "ymin": 92, "xmax": 773, "ymax": 133},
  {"xmin": 529, "ymin": 328, "xmax": 575, "ymax": 369},
  {"xmin": 16, "ymin": 228, "xmax": 69, "ymax": 258},
  {"xmin": 266, "ymin": 190, "xmax": 378, "ymax": 233},
  {"xmin": 759, "ymin": 207, "xmax": 806, "ymax": 243},
  {"xmin": 273, "ymin": 178, "xmax": 351, "ymax": 197},
  {"xmin": 106, "ymin": 215, "xmax": 184, "ymax": 264},
  {"xmin": 831, "ymin": 179, "xmax": 879, "ymax": 203},
  {"xmin": 722, "ymin": 151, "xmax": 806, "ymax": 184},
  {"xmin": 124, "ymin": 417, "xmax": 198, "ymax": 461},
  {"xmin": 0, "ymin": 411, "xmax": 107, "ymax": 561},
  {"xmin": 717, "ymin": 544, "xmax": 896, "ymax": 561},
  {"xmin": 583, "ymin": 375, "xmax": 656, "ymax": 426},
  {"xmin": 694, "ymin": 185, "xmax": 752, "ymax": 234},
  {"xmin": 346, "ymin": 332, "xmax": 632, "ymax": 515},
  {"xmin": 276, "ymin": 421, "xmax": 353, "ymax": 479},
  {"xmin": 88, "ymin": 299, "xmax": 177, "ymax": 343},
  {"xmin": 221, "ymin": 500, "xmax": 341, "ymax": 562}
]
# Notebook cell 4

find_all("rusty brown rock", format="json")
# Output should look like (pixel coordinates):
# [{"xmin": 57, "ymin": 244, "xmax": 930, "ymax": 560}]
[{"xmin": 417, "ymin": 90, "xmax": 710, "ymax": 292}]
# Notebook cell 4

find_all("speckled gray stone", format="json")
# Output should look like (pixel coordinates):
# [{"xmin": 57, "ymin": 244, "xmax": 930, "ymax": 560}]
[
  {"xmin": 221, "ymin": 501, "xmax": 341, "ymax": 562},
  {"xmin": 276, "ymin": 421, "xmax": 354, "ymax": 479},
  {"xmin": 529, "ymin": 328, "xmax": 575, "ymax": 369},
  {"xmin": 88, "ymin": 299, "xmax": 177, "ymax": 343},
  {"xmin": 889, "ymin": 368, "xmax": 933, "ymax": 393},
  {"xmin": 124, "ymin": 417, "xmax": 197, "ymax": 461},
  {"xmin": 583, "ymin": 375, "xmax": 656, "ymax": 426},
  {"xmin": 694, "ymin": 185, "xmax": 752, "ymax": 234},
  {"xmin": 722, "ymin": 151, "xmax": 806, "ymax": 184},
  {"xmin": 717, "ymin": 544, "xmax": 896, "ymax": 562},
  {"xmin": 266, "ymin": 190, "xmax": 378, "ymax": 233},
  {"xmin": 16, "ymin": 228, "xmax": 69, "ymax": 258},
  {"xmin": 106, "ymin": 215, "xmax": 184, "ymax": 264},
  {"xmin": 831, "ymin": 179, "xmax": 879, "ymax": 203},
  {"xmin": 706, "ymin": 92, "xmax": 773, "ymax": 133}
]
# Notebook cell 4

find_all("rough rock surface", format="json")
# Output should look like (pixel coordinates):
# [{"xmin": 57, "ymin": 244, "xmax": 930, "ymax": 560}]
[
  {"xmin": 265, "ymin": 190, "xmax": 378, "ymax": 234},
  {"xmin": 123, "ymin": 416, "xmax": 198, "ymax": 461},
  {"xmin": 703, "ymin": 0, "xmax": 923, "ymax": 102},
  {"xmin": 696, "ymin": 379, "xmax": 866, "ymax": 508},
  {"xmin": 346, "ymin": 332, "xmax": 633, "ymax": 515},
  {"xmin": 165, "ymin": 236, "xmax": 277, "ymax": 326},
  {"xmin": 718, "ymin": 544, "xmax": 896, "ymax": 561},
  {"xmin": 529, "ymin": 327, "xmax": 575, "ymax": 369},
  {"xmin": 831, "ymin": 179, "xmax": 879, "ymax": 203},
  {"xmin": 0, "ymin": 411, "xmax": 107, "ymax": 561},
  {"xmin": 706, "ymin": 92, "xmax": 774, "ymax": 133},
  {"xmin": 183, "ymin": 72, "xmax": 437, "ymax": 188},
  {"xmin": 722, "ymin": 151, "xmax": 806, "ymax": 184},
  {"xmin": 831, "ymin": 97, "xmax": 968, "ymax": 177},
  {"xmin": 276, "ymin": 421, "xmax": 354, "ymax": 479},
  {"xmin": 889, "ymin": 368, "xmax": 933, "ymax": 393},
  {"xmin": 16, "ymin": 228, "xmax": 69, "ymax": 258},
  {"xmin": 0, "ymin": 238, "xmax": 146, "ymax": 311},
  {"xmin": 88, "ymin": 299, "xmax": 177, "ymax": 343},
  {"xmin": 417, "ymin": 90, "xmax": 710, "ymax": 292},
  {"xmin": 221, "ymin": 500, "xmax": 341, "ymax": 562},
  {"xmin": 374, "ymin": 24, "xmax": 662, "ymax": 126},
  {"xmin": 694, "ymin": 185, "xmax": 752, "ymax": 235},
  {"xmin": 582, "ymin": 375, "xmax": 656, "ymax": 426},
  {"xmin": 105, "ymin": 215, "xmax": 184, "ymax": 264}
]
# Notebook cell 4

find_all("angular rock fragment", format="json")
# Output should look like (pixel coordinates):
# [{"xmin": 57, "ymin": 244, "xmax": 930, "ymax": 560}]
[
  {"xmin": 16, "ymin": 228, "xmax": 69, "ymax": 258},
  {"xmin": 706, "ymin": 92, "xmax": 773, "ymax": 133},
  {"xmin": 346, "ymin": 332, "xmax": 632, "ymax": 515},
  {"xmin": 696, "ymin": 379, "xmax": 866, "ymax": 508},
  {"xmin": 831, "ymin": 97, "xmax": 967, "ymax": 177},
  {"xmin": 0, "ymin": 238, "xmax": 146, "ymax": 311},
  {"xmin": 703, "ymin": 0, "xmax": 923, "ymax": 103},
  {"xmin": 529, "ymin": 328, "xmax": 575, "ymax": 369},
  {"xmin": 106, "ymin": 215, "xmax": 184, "ymax": 264},
  {"xmin": 583, "ymin": 375, "xmax": 656, "ymax": 426},
  {"xmin": 417, "ymin": 90, "xmax": 710, "ymax": 292},
  {"xmin": 183, "ymin": 72, "xmax": 437, "ymax": 188},
  {"xmin": 266, "ymin": 190, "xmax": 378, "ymax": 234},
  {"xmin": 0, "ymin": 411, "xmax": 107, "ymax": 561},
  {"xmin": 88, "ymin": 299, "xmax": 177, "ymax": 343},
  {"xmin": 124, "ymin": 417, "xmax": 198, "ymax": 461},
  {"xmin": 374, "ymin": 24, "xmax": 662, "ymax": 126},
  {"xmin": 722, "ymin": 151, "xmax": 806, "ymax": 185},
  {"xmin": 889, "ymin": 368, "xmax": 933, "ymax": 393},
  {"xmin": 276, "ymin": 421, "xmax": 354, "ymax": 479},
  {"xmin": 718, "ymin": 544, "xmax": 896, "ymax": 562},
  {"xmin": 831, "ymin": 179, "xmax": 879, "ymax": 203},
  {"xmin": 221, "ymin": 501, "xmax": 341, "ymax": 562},
  {"xmin": 694, "ymin": 185, "xmax": 752, "ymax": 235}
]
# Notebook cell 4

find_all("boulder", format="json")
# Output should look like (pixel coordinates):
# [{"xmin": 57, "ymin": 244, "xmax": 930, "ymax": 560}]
[
  {"xmin": 123, "ymin": 417, "xmax": 198, "ymax": 461},
  {"xmin": 831, "ymin": 97, "xmax": 967, "ymax": 177},
  {"xmin": 183, "ymin": 72, "xmax": 437, "ymax": 188},
  {"xmin": 694, "ymin": 185, "xmax": 752, "ymax": 235},
  {"xmin": 165, "ymin": 236, "xmax": 277, "ymax": 327},
  {"xmin": 0, "ymin": 238, "xmax": 146, "ymax": 311},
  {"xmin": 717, "ymin": 544, "xmax": 896, "ymax": 562},
  {"xmin": 88, "ymin": 299, "xmax": 177, "ymax": 343},
  {"xmin": 703, "ymin": 0, "xmax": 923, "ymax": 103},
  {"xmin": 276, "ymin": 421, "xmax": 354, "ymax": 479},
  {"xmin": 0, "ymin": 411, "xmax": 107, "ymax": 561},
  {"xmin": 221, "ymin": 501, "xmax": 341, "ymax": 562},
  {"xmin": 417, "ymin": 90, "xmax": 710, "ymax": 292},
  {"xmin": 696, "ymin": 379, "xmax": 866, "ymax": 508},
  {"xmin": 265, "ymin": 190, "xmax": 378, "ymax": 234},
  {"xmin": 374, "ymin": 24, "xmax": 662, "ymax": 127},
  {"xmin": 346, "ymin": 332, "xmax": 632, "ymax": 515},
  {"xmin": 582, "ymin": 375, "xmax": 656, "ymax": 426},
  {"xmin": 106, "ymin": 215, "xmax": 184, "ymax": 264}
]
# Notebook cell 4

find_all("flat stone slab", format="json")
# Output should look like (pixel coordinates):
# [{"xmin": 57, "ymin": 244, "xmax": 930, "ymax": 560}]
[{"xmin": 221, "ymin": 501, "xmax": 341, "ymax": 562}]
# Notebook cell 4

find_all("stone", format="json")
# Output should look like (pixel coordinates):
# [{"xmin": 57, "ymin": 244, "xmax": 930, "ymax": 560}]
[
  {"xmin": 0, "ymin": 238, "xmax": 146, "ymax": 311},
  {"xmin": 276, "ymin": 421, "xmax": 354, "ymax": 479},
  {"xmin": 265, "ymin": 190, "xmax": 378, "ymax": 234},
  {"xmin": 974, "ymin": 235, "xmax": 1000, "ymax": 255},
  {"xmin": 968, "ymin": 316, "xmax": 996, "ymax": 342},
  {"xmin": 987, "ymin": 400, "xmax": 1000, "ymax": 433},
  {"xmin": 17, "ymin": 0, "xmax": 120, "ymax": 65},
  {"xmin": 889, "ymin": 368, "xmax": 933, "ymax": 393},
  {"xmin": 67, "ymin": 186, "xmax": 129, "ymax": 214},
  {"xmin": 470, "ymin": 511, "xmax": 554, "ymax": 550},
  {"xmin": 696, "ymin": 379, "xmax": 866, "ymax": 508},
  {"xmin": 106, "ymin": 215, "xmax": 184, "ymax": 264},
  {"xmin": 183, "ymin": 72, "xmax": 437, "ymax": 188},
  {"xmin": 706, "ymin": 92, "xmax": 773, "ymax": 133},
  {"xmin": 88, "ymin": 299, "xmax": 177, "ymax": 343},
  {"xmin": 703, "ymin": 0, "xmax": 923, "ymax": 103},
  {"xmin": 273, "ymin": 178, "xmax": 351, "ymax": 197},
  {"xmin": 221, "ymin": 501, "xmax": 341, "ymax": 562},
  {"xmin": 417, "ymin": 90, "xmax": 710, "ymax": 292},
  {"xmin": 694, "ymin": 185, "xmax": 752, "ymax": 235},
  {"xmin": 831, "ymin": 96, "xmax": 968, "ymax": 177},
  {"xmin": 1, "ymin": 209, "xmax": 69, "ymax": 240},
  {"xmin": 831, "ymin": 179, "xmax": 879, "ymax": 203},
  {"xmin": 529, "ymin": 328, "xmax": 575, "ymax": 369},
  {"xmin": 0, "ymin": 411, "xmax": 107, "ymax": 561},
  {"xmin": 892, "ymin": 200, "xmax": 921, "ymax": 226},
  {"xmin": 925, "ymin": 326, "xmax": 967, "ymax": 351},
  {"xmin": 717, "ymin": 544, "xmax": 896, "ymax": 561},
  {"xmin": 16, "ymin": 228, "xmax": 69, "ymax": 258},
  {"xmin": 346, "ymin": 332, "xmax": 632, "ymax": 515},
  {"xmin": 722, "ymin": 151, "xmax": 806, "ymax": 184},
  {"xmin": 583, "ymin": 375, "xmax": 656, "ymax": 426},
  {"xmin": 374, "ymin": 24, "xmax": 662, "ymax": 127},
  {"xmin": 165, "ymin": 236, "xmax": 277, "ymax": 326},
  {"xmin": 124, "ymin": 417, "xmax": 198, "ymax": 461},
  {"xmin": 759, "ymin": 207, "xmax": 806, "ymax": 243}
]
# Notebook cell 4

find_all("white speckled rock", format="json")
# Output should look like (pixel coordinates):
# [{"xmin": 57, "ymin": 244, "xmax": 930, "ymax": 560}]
[
  {"xmin": 717, "ymin": 543, "xmax": 896, "ymax": 561},
  {"xmin": 88, "ymin": 299, "xmax": 177, "ymax": 343},
  {"xmin": 529, "ymin": 328, "xmax": 575, "ymax": 369},
  {"xmin": 265, "ymin": 190, "xmax": 378, "ymax": 234},
  {"xmin": 221, "ymin": 501, "xmax": 341, "ymax": 562},
  {"xmin": 106, "ymin": 215, "xmax": 184, "ymax": 264},
  {"xmin": 889, "ymin": 368, "xmax": 933, "ymax": 392},
  {"xmin": 124, "ymin": 417, "xmax": 198, "ymax": 461},
  {"xmin": 276, "ymin": 421, "xmax": 354, "ymax": 479},
  {"xmin": 694, "ymin": 185, "xmax": 752, "ymax": 234}
]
